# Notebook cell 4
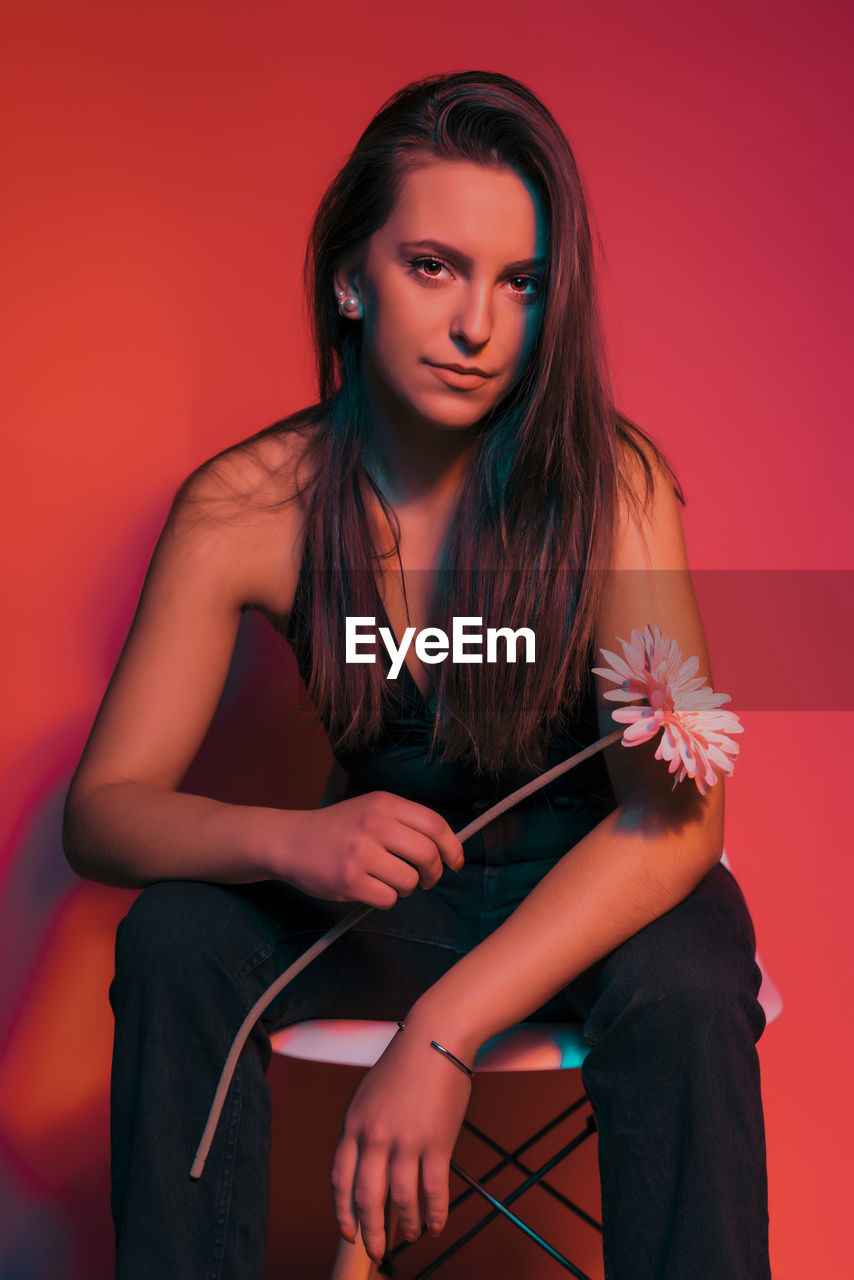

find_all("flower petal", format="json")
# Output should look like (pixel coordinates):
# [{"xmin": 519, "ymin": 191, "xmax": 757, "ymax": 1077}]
[
  {"xmin": 610, "ymin": 707, "xmax": 646, "ymax": 724},
  {"xmin": 705, "ymin": 741, "xmax": 738, "ymax": 772},
  {"xmin": 622, "ymin": 719, "xmax": 661, "ymax": 745},
  {"xmin": 595, "ymin": 650, "xmax": 636, "ymax": 681},
  {"xmin": 593, "ymin": 624, "xmax": 741, "ymax": 792},
  {"xmin": 677, "ymin": 654, "xmax": 700, "ymax": 681}
]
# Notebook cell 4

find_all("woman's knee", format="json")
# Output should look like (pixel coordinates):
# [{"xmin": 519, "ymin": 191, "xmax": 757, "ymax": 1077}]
[
  {"xmin": 112, "ymin": 880, "xmax": 267, "ymax": 1000},
  {"xmin": 586, "ymin": 864, "xmax": 765, "ymax": 1044}
]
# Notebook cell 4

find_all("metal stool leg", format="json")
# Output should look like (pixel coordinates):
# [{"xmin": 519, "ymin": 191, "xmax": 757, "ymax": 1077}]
[
  {"xmin": 382, "ymin": 1098, "xmax": 599, "ymax": 1278},
  {"xmin": 462, "ymin": 1117, "xmax": 602, "ymax": 1233}
]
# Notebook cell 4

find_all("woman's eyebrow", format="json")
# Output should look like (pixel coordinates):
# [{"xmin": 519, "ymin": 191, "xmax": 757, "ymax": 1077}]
[{"xmin": 399, "ymin": 239, "xmax": 547, "ymax": 273}]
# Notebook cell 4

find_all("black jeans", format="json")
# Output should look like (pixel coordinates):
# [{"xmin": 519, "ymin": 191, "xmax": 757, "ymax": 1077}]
[{"xmin": 109, "ymin": 803, "xmax": 770, "ymax": 1279}]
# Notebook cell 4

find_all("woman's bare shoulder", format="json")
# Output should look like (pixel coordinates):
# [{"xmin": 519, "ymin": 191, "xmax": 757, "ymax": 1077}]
[
  {"xmin": 175, "ymin": 420, "xmax": 319, "ymax": 505},
  {"xmin": 166, "ymin": 421, "xmax": 322, "ymax": 621},
  {"xmin": 611, "ymin": 421, "xmax": 688, "ymax": 572},
  {"xmin": 615, "ymin": 418, "xmax": 683, "ymax": 515}
]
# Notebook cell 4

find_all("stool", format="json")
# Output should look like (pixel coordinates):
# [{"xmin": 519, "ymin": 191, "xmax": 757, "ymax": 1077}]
[
  {"xmin": 272, "ymin": 951, "xmax": 782, "ymax": 1278},
  {"xmin": 272, "ymin": 1018, "xmax": 603, "ymax": 1279}
]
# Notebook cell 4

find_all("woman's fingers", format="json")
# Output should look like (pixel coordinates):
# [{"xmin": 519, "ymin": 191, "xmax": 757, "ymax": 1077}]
[
  {"xmin": 398, "ymin": 801, "xmax": 465, "ymax": 877},
  {"xmin": 366, "ymin": 845, "xmax": 422, "ymax": 897},
  {"xmin": 421, "ymin": 1149, "xmax": 451, "ymax": 1235},
  {"xmin": 357, "ymin": 875, "xmax": 401, "ymax": 911},
  {"xmin": 295, "ymin": 791, "xmax": 464, "ymax": 905},
  {"xmin": 362, "ymin": 821, "xmax": 446, "ymax": 892},
  {"xmin": 388, "ymin": 1150, "xmax": 422, "ymax": 1242},
  {"xmin": 330, "ymin": 1134, "xmax": 359, "ymax": 1242},
  {"xmin": 370, "ymin": 794, "xmax": 465, "ymax": 880},
  {"xmin": 352, "ymin": 1143, "xmax": 391, "ymax": 1262},
  {"xmin": 341, "ymin": 1146, "xmax": 437, "ymax": 1256}
]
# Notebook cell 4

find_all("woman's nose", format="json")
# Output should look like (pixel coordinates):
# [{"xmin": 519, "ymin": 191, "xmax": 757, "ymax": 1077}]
[{"xmin": 451, "ymin": 284, "xmax": 492, "ymax": 348}]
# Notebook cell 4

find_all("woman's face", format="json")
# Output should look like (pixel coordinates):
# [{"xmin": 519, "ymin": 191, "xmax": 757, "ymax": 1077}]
[{"xmin": 337, "ymin": 157, "xmax": 548, "ymax": 435}]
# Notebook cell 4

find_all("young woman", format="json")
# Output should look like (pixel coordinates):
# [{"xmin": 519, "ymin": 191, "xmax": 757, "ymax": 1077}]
[{"xmin": 63, "ymin": 71, "xmax": 770, "ymax": 1279}]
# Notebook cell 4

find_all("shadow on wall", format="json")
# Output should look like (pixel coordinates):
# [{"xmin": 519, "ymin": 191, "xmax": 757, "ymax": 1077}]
[{"xmin": 0, "ymin": 610, "xmax": 332, "ymax": 1279}]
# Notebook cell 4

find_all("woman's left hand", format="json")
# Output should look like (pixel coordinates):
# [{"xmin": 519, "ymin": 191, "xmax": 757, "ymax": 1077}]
[{"xmin": 331, "ymin": 1018, "xmax": 473, "ymax": 1263}]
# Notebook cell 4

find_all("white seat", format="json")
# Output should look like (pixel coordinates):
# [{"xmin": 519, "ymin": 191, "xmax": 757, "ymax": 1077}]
[
  {"xmin": 270, "ymin": 850, "xmax": 781, "ymax": 1278},
  {"xmin": 719, "ymin": 849, "xmax": 783, "ymax": 1023},
  {"xmin": 271, "ymin": 1017, "xmax": 591, "ymax": 1072}
]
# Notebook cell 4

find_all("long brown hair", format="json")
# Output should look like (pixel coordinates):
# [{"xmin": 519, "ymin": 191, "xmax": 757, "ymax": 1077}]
[{"xmin": 177, "ymin": 70, "xmax": 684, "ymax": 778}]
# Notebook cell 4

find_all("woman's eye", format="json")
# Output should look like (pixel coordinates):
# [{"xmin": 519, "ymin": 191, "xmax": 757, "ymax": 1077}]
[
  {"xmin": 409, "ymin": 256, "xmax": 449, "ymax": 280},
  {"xmin": 509, "ymin": 275, "xmax": 541, "ymax": 298}
]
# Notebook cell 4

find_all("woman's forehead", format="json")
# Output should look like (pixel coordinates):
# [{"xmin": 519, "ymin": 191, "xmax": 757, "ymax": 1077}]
[{"xmin": 378, "ymin": 158, "xmax": 547, "ymax": 261}]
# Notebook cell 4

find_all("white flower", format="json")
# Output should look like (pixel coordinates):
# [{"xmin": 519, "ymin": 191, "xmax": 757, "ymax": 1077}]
[{"xmin": 592, "ymin": 623, "xmax": 743, "ymax": 795}]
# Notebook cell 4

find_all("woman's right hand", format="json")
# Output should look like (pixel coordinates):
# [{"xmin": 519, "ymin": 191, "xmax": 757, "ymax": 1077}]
[{"xmin": 275, "ymin": 792, "xmax": 465, "ymax": 909}]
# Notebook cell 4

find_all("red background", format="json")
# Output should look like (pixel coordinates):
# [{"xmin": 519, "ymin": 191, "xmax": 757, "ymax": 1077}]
[{"xmin": 1, "ymin": 0, "xmax": 851, "ymax": 1275}]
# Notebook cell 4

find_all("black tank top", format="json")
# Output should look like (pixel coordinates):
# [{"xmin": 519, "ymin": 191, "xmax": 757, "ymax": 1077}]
[{"xmin": 285, "ymin": 548, "xmax": 619, "ymax": 828}]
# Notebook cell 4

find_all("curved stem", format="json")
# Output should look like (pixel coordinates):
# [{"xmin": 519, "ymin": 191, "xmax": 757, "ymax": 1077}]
[{"xmin": 189, "ymin": 725, "xmax": 624, "ymax": 1179}]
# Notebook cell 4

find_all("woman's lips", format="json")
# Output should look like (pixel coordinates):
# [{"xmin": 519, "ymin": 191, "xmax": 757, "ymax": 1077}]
[{"xmin": 427, "ymin": 363, "xmax": 492, "ymax": 388}]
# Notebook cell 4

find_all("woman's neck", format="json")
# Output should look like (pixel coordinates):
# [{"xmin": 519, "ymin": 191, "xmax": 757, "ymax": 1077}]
[{"xmin": 360, "ymin": 362, "xmax": 480, "ymax": 511}]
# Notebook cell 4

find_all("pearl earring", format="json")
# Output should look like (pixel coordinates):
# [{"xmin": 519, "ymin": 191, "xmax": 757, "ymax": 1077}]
[{"xmin": 337, "ymin": 293, "xmax": 363, "ymax": 318}]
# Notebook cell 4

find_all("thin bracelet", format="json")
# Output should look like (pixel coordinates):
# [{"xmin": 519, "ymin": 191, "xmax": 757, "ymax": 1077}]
[{"xmin": 396, "ymin": 1020, "xmax": 474, "ymax": 1079}]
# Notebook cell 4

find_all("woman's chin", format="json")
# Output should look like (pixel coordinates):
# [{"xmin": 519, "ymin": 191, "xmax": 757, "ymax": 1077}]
[{"xmin": 409, "ymin": 394, "xmax": 499, "ymax": 434}]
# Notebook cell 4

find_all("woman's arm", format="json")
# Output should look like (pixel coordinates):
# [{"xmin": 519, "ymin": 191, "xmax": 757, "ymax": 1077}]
[
  {"xmin": 406, "ymin": 446, "xmax": 723, "ymax": 1059},
  {"xmin": 63, "ymin": 447, "xmax": 462, "ymax": 893},
  {"xmin": 62, "ymin": 453, "xmax": 292, "ymax": 886},
  {"xmin": 332, "ymin": 443, "xmax": 726, "ymax": 1260}
]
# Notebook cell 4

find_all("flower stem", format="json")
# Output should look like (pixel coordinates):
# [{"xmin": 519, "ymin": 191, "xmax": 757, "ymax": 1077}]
[
  {"xmin": 454, "ymin": 726, "xmax": 624, "ymax": 843},
  {"xmin": 189, "ymin": 724, "xmax": 624, "ymax": 1178}
]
